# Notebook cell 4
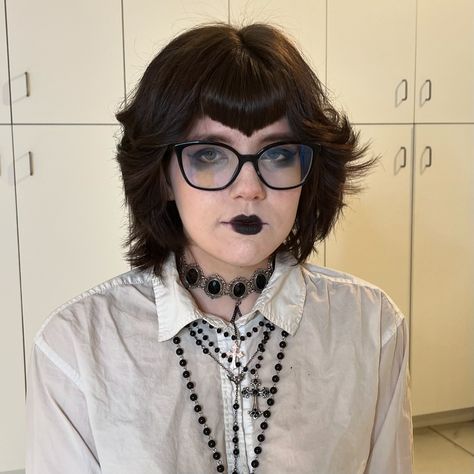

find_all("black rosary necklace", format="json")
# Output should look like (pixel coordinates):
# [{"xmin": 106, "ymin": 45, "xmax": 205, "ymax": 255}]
[{"xmin": 174, "ymin": 256, "xmax": 289, "ymax": 473}]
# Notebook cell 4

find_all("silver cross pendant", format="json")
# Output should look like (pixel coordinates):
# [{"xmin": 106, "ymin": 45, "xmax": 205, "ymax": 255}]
[{"xmin": 242, "ymin": 377, "xmax": 270, "ymax": 419}]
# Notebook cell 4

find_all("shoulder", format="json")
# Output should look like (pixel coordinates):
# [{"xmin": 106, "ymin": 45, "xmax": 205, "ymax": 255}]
[
  {"xmin": 299, "ymin": 260, "xmax": 405, "ymax": 346},
  {"xmin": 32, "ymin": 268, "xmax": 156, "ymax": 375}
]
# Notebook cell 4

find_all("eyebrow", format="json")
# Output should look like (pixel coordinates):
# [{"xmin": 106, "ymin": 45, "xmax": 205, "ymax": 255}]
[{"xmin": 189, "ymin": 132, "xmax": 297, "ymax": 146}]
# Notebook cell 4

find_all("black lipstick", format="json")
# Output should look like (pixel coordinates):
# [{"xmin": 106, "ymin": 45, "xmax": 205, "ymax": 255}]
[{"xmin": 228, "ymin": 214, "xmax": 264, "ymax": 235}]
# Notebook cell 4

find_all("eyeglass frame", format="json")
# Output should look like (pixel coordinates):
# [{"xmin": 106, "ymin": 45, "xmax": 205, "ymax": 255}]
[{"xmin": 172, "ymin": 140, "xmax": 319, "ymax": 191}]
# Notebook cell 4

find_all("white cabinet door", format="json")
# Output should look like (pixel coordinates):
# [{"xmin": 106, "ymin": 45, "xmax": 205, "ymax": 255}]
[
  {"xmin": 415, "ymin": 0, "xmax": 474, "ymax": 123},
  {"xmin": 124, "ymin": 0, "xmax": 228, "ymax": 95},
  {"xmin": 327, "ymin": 0, "xmax": 416, "ymax": 124},
  {"xmin": 411, "ymin": 124, "xmax": 474, "ymax": 415},
  {"xmin": 14, "ymin": 125, "xmax": 129, "ymax": 365},
  {"xmin": 325, "ymin": 125, "xmax": 413, "ymax": 318},
  {"xmin": 0, "ymin": 126, "xmax": 25, "ymax": 472},
  {"xmin": 230, "ymin": 0, "xmax": 326, "ymax": 84},
  {"xmin": 6, "ymin": 0, "xmax": 124, "ymax": 124},
  {"xmin": 0, "ymin": 1, "xmax": 10, "ymax": 123}
]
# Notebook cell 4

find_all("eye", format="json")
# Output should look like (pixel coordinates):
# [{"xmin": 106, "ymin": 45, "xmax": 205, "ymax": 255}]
[
  {"xmin": 189, "ymin": 145, "xmax": 229, "ymax": 165},
  {"xmin": 261, "ymin": 145, "xmax": 298, "ymax": 164}
]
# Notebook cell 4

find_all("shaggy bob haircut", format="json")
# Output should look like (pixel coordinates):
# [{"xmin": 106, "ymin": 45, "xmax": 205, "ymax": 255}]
[{"xmin": 116, "ymin": 23, "xmax": 375, "ymax": 277}]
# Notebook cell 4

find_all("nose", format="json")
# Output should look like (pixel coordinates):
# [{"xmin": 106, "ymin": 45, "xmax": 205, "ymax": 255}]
[{"xmin": 228, "ymin": 162, "xmax": 266, "ymax": 200}]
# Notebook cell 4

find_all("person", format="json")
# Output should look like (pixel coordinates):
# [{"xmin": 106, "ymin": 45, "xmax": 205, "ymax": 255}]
[{"xmin": 25, "ymin": 23, "xmax": 413, "ymax": 474}]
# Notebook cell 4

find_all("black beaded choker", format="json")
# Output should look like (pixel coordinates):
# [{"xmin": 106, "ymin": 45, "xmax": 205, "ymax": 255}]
[{"xmin": 178, "ymin": 256, "xmax": 274, "ymax": 302}]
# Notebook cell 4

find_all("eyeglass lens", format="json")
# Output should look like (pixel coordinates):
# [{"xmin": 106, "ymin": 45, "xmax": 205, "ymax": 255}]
[{"xmin": 179, "ymin": 143, "xmax": 313, "ymax": 189}]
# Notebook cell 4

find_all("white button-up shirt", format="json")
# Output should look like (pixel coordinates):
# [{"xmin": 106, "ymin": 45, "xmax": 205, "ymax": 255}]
[{"xmin": 26, "ymin": 252, "xmax": 413, "ymax": 473}]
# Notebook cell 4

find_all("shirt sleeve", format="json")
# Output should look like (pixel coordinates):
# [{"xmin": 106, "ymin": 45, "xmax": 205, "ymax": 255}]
[
  {"xmin": 364, "ymin": 295, "xmax": 414, "ymax": 474},
  {"xmin": 26, "ymin": 338, "xmax": 101, "ymax": 474}
]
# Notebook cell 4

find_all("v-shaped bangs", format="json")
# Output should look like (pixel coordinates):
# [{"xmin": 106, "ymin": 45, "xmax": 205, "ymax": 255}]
[{"xmin": 199, "ymin": 52, "xmax": 289, "ymax": 136}]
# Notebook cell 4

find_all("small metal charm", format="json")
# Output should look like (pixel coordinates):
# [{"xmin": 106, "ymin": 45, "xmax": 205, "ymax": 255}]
[{"xmin": 242, "ymin": 378, "xmax": 270, "ymax": 419}]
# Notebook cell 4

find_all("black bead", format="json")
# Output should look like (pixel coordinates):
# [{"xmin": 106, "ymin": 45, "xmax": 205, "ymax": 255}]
[
  {"xmin": 258, "ymin": 343, "xmax": 265, "ymax": 351},
  {"xmin": 190, "ymin": 394, "xmax": 198, "ymax": 401},
  {"xmin": 215, "ymin": 347, "xmax": 220, "ymax": 353},
  {"xmin": 251, "ymin": 460, "xmax": 259, "ymax": 468},
  {"xmin": 231, "ymin": 335, "xmax": 236, "ymax": 340},
  {"xmin": 217, "ymin": 465, "xmax": 225, "ymax": 472},
  {"xmin": 236, "ymin": 362, "xmax": 241, "ymax": 367},
  {"xmin": 173, "ymin": 336, "xmax": 180, "ymax": 344},
  {"xmin": 185, "ymin": 268, "xmax": 199, "ymax": 285},
  {"xmin": 203, "ymin": 348, "xmax": 209, "ymax": 354},
  {"xmin": 186, "ymin": 382, "xmax": 194, "ymax": 389},
  {"xmin": 279, "ymin": 341, "xmax": 287, "ymax": 348},
  {"xmin": 257, "ymin": 434, "xmax": 265, "ymax": 442},
  {"xmin": 243, "ymin": 367, "xmax": 248, "ymax": 372},
  {"xmin": 255, "ymin": 364, "xmax": 261, "ymax": 369},
  {"xmin": 263, "ymin": 410, "xmax": 271, "ymax": 418},
  {"xmin": 259, "ymin": 321, "xmax": 264, "ymax": 326},
  {"xmin": 221, "ymin": 353, "xmax": 227, "ymax": 359},
  {"xmin": 179, "ymin": 359, "xmax": 187, "ymax": 367},
  {"xmin": 258, "ymin": 355, "xmax": 263, "ymax": 361},
  {"xmin": 282, "ymin": 330, "xmax": 289, "ymax": 337},
  {"xmin": 233, "ymin": 403, "xmax": 240, "ymax": 410},
  {"xmin": 224, "ymin": 331, "xmax": 229, "ymax": 337},
  {"xmin": 175, "ymin": 348, "xmax": 183, "ymax": 355},
  {"xmin": 190, "ymin": 330, "xmax": 196, "ymax": 336},
  {"xmin": 208, "ymin": 440, "xmax": 216, "ymax": 448},
  {"xmin": 250, "ymin": 369, "xmax": 256, "ymax": 375},
  {"xmin": 233, "ymin": 424, "xmax": 239, "ymax": 432},
  {"xmin": 194, "ymin": 405, "xmax": 201, "ymax": 412},
  {"xmin": 217, "ymin": 328, "xmax": 222, "ymax": 333},
  {"xmin": 209, "ymin": 341, "xmax": 214, "ymax": 347},
  {"xmin": 270, "ymin": 387, "xmax": 278, "ymax": 394},
  {"xmin": 197, "ymin": 328, "xmax": 203, "ymax": 334},
  {"xmin": 232, "ymin": 436, "xmax": 239, "ymax": 444},
  {"xmin": 267, "ymin": 398, "xmax": 274, "ymax": 406},
  {"xmin": 253, "ymin": 327, "xmax": 258, "ymax": 332},
  {"xmin": 246, "ymin": 332, "xmax": 252, "ymax": 337},
  {"xmin": 260, "ymin": 422, "xmax": 268, "ymax": 430},
  {"xmin": 255, "ymin": 273, "xmax": 267, "ymax": 290},
  {"xmin": 232, "ymin": 282, "xmax": 246, "ymax": 298},
  {"xmin": 196, "ymin": 340, "xmax": 202, "ymax": 346},
  {"xmin": 192, "ymin": 321, "xmax": 198, "ymax": 327},
  {"xmin": 213, "ymin": 452, "xmax": 221, "ymax": 460},
  {"xmin": 207, "ymin": 279, "xmax": 221, "ymax": 295},
  {"xmin": 277, "ymin": 352, "xmax": 284, "ymax": 360},
  {"xmin": 227, "ymin": 357, "xmax": 233, "ymax": 363},
  {"xmin": 233, "ymin": 448, "xmax": 240, "ymax": 455},
  {"xmin": 272, "ymin": 375, "xmax": 280, "ymax": 383},
  {"xmin": 254, "ymin": 446, "xmax": 262, "ymax": 455},
  {"xmin": 275, "ymin": 363, "xmax": 282, "ymax": 371},
  {"xmin": 240, "ymin": 336, "xmax": 245, "ymax": 341},
  {"xmin": 203, "ymin": 335, "xmax": 208, "ymax": 340},
  {"xmin": 203, "ymin": 427, "xmax": 211, "ymax": 435},
  {"xmin": 198, "ymin": 416, "xmax": 206, "ymax": 424},
  {"xmin": 183, "ymin": 371, "xmax": 190, "ymax": 378}
]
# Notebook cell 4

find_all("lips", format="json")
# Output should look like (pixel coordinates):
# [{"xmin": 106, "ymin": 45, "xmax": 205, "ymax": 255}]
[{"xmin": 228, "ymin": 214, "xmax": 264, "ymax": 235}]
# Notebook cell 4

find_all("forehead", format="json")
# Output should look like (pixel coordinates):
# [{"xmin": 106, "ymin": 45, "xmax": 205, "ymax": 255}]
[{"xmin": 185, "ymin": 116, "xmax": 294, "ymax": 148}]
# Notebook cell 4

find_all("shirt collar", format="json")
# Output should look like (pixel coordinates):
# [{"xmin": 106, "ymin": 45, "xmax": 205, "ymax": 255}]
[{"xmin": 152, "ymin": 252, "xmax": 306, "ymax": 342}]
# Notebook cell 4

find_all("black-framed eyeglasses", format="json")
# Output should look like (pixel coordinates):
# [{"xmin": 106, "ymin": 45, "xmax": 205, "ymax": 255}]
[{"xmin": 173, "ymin": 141, "xmax": 318, "ymax": 191}]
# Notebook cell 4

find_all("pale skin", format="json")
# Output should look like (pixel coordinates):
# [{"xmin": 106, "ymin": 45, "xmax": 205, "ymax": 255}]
[{"xmin": 168, "ymin": 116, "xmax": 302, "ymax": 321}]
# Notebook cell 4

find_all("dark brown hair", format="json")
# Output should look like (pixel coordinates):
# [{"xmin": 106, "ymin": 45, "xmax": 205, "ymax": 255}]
[{"xmin": 116, "ymin": 23, "xmax": 375, "ymax": 276}]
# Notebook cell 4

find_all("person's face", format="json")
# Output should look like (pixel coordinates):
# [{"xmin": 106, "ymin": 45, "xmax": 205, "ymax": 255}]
[{"xmin": 168, "ymin": 116, "xmax": 302, "ymax": 275}]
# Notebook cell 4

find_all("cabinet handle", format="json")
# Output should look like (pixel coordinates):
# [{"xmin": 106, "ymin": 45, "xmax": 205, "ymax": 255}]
[
  {"xmin": 422, "ymin": 79, "xmax": 432, "ymax": 104},
  {"xmin": 401, "ymin": 79, "xmax": 408, "ymax": 102},
  {"xmin": 423, "ymin": 146, "xmax": 432, "ymax": 169},
  {"xmin": 28, "ymin": 151, "xmax": 34, "ymax": 176},
  {"xmin": 400, "ymin": 146, "xmax": 407, "ymax": 168},
  {"xmin": 25, "ymin": 71, "xmax": 31, "ymax": 97}
]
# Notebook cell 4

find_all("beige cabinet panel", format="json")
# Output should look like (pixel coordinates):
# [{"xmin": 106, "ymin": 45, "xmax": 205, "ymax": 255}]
[
  {"xmin": 124, "ymin": 0, "xmax": 228, "ymax": 95},
  {"xmin": 6, "ymin": 0, "xmax": 124, "ymax": 123},
  {"xmin": 0, "ymin": 1, "xmax": 10, "ymax": 123},
  {"xmin": 14, "ymin": 125, "xmax": 129, "ymax": 366},
  {"xmin": 327, "ymin": 0, "xmax": 416, "ymax": 124},
  {"xmin": 415, "ymin": 0, "xmax": 474, "ymax": 123},
  {"xmin": 0, "ymin": 126, "xmax": 25, "ymax": 471},
  {"xmin": 325, "ymin": 125, "xmax": 412, "ymax": 318},
  {"xmin": 230, "ymin": 0, "xmax": 326, "ymax": 83},
  {"xmin": 411, "ymin": 125, "xmax": 474, "ymax": 415}
]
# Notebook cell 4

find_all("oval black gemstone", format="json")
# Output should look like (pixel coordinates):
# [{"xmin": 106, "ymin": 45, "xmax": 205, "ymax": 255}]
[
  {"xmin": 207, "ymin": 279, "xmax": 221, "ymax": 295},
  {"xmin": 270, "ymin": 387, "xmax": 278, "ymax": 394},
  {"xmin": 233, "ymin": 424, "xmax": 239, "ymax": 432},
  {"xmin": 198, "ymin": 416, "xmax": 206, "ymax": 424},
  {"xmin": 275, "ymin": 363, "xmax": 282, "ymax": 371},
  {"xmin": 233, "ymin": 282, "xmax": 246, "ymax": 298},
  {"xmin": 255, "ymin": 273, "xmax": 267, "ymax": 290},
  {"xmin": 277, "ymin": 352, "xmax": 284, "ymax": 360},
  {"xmin": 263, "ymin": 410, "xmax": 271, "ymax": 418},
  {"xmin": 232, "ymin": 436, "xmax": 239, "ymax": 444},
  {"xmin": 251, "ymin": 460, "xmax": 260, "ymax": 468},
  {"xmin": 186, "ymin": 382, "xmax": 194, "ymax": 389},
  {"xmin": 179, "ymin": 359, "xmax": 187, "ymax": 367},
  {"xmin": 272, "ymin": 375, "xmax": 280, "ymax": 383},
  {"xmin": 233, "ymin": 403, "xmax": 240, "ymax": 410},
  {"xmin": 279, "ymin": 341, "xmax": 287, "ymax": 348},
  {"xmin": 182, "ymin": 371, "xmax": 190, "ymax": 378},
  {"xmin": 190, "ymin": 394, "xmax": 198, "ymax": 401},
  {"xmin": 203, "ymin": 427, "xmax": 211, "ymax": 435},
  {"xmin": 203, "ymin": 348, "xmax": 209, "ymax": 354},
  {"xmin": 213, "ymin": 452, "xmax": 221, "ymax": 460},
  {"xmin": 233, "ymin": 448, "xmax": 240, "ymax": 456},
  {"xmin": 217, "ymin": 465, "xmax": 225, "ymax": 472},
  {"xmin": 185, "ymin": 268, "xmax": 199, "ymax": 285},
  {"xmin": 254, "ymin": 446, "xmax": 262, "ymax": 455},
  {"xmin": 208, "ymin": 439, "xmax": 216, "ymax": 448},
  {"xmin": 257, "ymin": 434, "xmax": 265, "ymax": 442},
  {"xmin": 282, "ymin": 330, "xmax": 289, "ymax": 337},
  {"xmin": 260, "ymin": 422, "xmax": 268, "ymax": 430},
  {"xmin": 194, "ymin": 405, "xmax": 201, "ymax": 412},
  {"xmin": 267, "ymin": 398, "xmax": 274, "ymax": 406},
  {"xmin": 175, "ymin": 348, "xmax": 183, "ymax": 355},
  {"xmin": 173, "ymin": 336, "xmax": 180, "ymax": 344}
]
